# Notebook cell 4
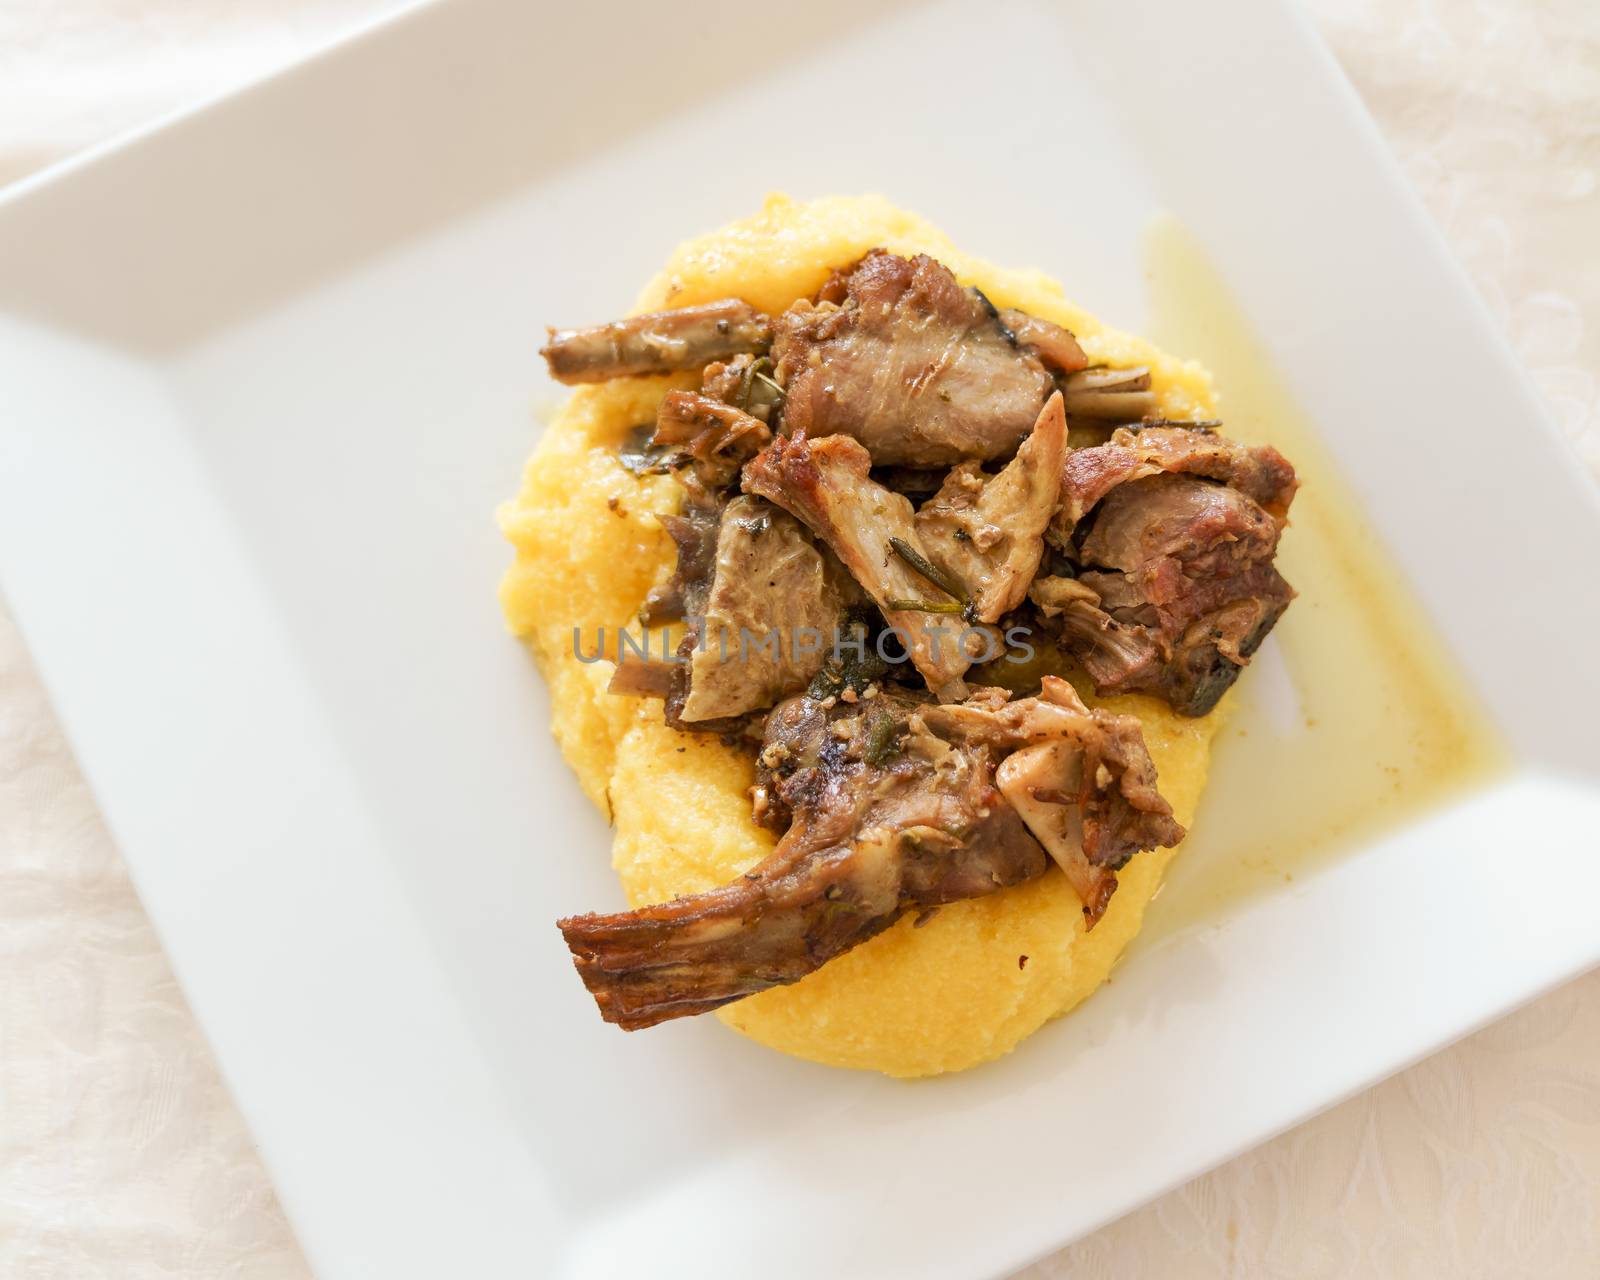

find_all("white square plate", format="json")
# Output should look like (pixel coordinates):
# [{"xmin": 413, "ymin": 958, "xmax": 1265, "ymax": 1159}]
[{"xmin": 4, "ymin": 1, "xmax": 1598, "ymax": 1276}]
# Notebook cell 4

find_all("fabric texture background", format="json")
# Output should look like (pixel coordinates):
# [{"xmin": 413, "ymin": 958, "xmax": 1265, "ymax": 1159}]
[{"xmin": 1, "ymin": 1, "xmax": 1596, "ymax": 1275}]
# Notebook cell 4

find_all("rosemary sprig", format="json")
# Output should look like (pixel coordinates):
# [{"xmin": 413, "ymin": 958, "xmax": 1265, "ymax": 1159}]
[
  {"xmin": 739, "ymin": 356, "xmax": 785, "ymax": 418},
  {"xmin": 1138, "ymin": 417, "xmax": 1222, "ymax": 432},
  {"xmin": 883, "ymin": 598, "xmax": 966, "ymax": 614},
  {"xmin": 887, "ymin": 536, "xmax": 967, "ymax": 602}
]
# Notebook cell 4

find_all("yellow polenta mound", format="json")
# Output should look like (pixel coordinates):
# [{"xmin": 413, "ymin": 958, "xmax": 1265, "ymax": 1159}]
[{"xmin": 499, "ymin": 194, "xmax": 1223, "ymax": 1077}]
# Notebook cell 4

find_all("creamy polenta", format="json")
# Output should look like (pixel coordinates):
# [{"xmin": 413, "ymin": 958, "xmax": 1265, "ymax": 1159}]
[{"xmin": 499, "ymin": 195, "xmax": 1223, "ymax": 1077}]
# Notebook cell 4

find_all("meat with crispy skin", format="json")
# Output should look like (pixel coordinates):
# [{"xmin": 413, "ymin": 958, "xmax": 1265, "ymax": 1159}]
[
  {"xmin": 559, "ymin": 676, "xmax": 1177, "ymax": 1028},
  {"xmin": 915, "ymin": 392, "xmax": 1067, "ymax": 623},
  {"xmin": 541, "ymin": 299, "xmax": 772, "ymax": 384},
  {"xmin": 771, "ymin": 251, "xmax": 1056, "ymax": 465},
  {"xmin": 1045, "ymin": 427, "xmax": 1298, "ymax": 715},
  {"xmin": 743, "ymin": 431, "xmax": 978, "ymax": 696},
  {"xmin": 1055, "ymin": 426, "xmax": 1297, "ymax": 530}
]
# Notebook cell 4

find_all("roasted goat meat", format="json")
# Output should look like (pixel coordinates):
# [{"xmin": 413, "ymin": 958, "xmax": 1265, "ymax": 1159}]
[
  {"xmin": 917, "ymin": 677, "xmax": 1184, "ymax": 924},
  {"xmin": 557, "ymin": 680, "xmax": 1179, "ymax": 1028},
  {"xmin": 743, "ymin": 430, "xmax": 978, "ymax": 696},
  {"xmin": 1053, "ymin": 426, "xmax": 1297, "ymax": 528},
  {"xmin": 995, "ymin": 308, "xmax": 1090, "ymax": 376},
  {"xmin": 674, "ymin": 496, "xmax": 855, "ymax": 723},
  {"xmin": 542, "ymin": 299, "xmax": 772, "ymax": 383},
  {"xmin": 651, "ymin": 390, "xmax": 772, "ymax": 489},
  {"xmin": 771, "ymin": 250, "xmax": 1061, "ymax": 466},
  {"xmin": 546, "ymin": 244, "xmax": 1295, "ymax": 1032},
  {"xmin": 914, "ymin": 392, "xmax": 1067, "ymax": 623},
  {"xmin": 1040, "ymin": 427, "xmax": 1299, "ymax": 716},
  {"xmin": 620, "ymin": 487, "xmax": 856, "ymax": 726},
  {"xmin": 634, "ymin": 477, "xmax": 723, "ymax": 630}
]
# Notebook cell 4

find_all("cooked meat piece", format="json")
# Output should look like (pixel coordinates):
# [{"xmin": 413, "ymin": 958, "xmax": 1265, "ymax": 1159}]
[
  {"xmin": 699, "ymin": 353, "xmax": 784, "ymax": 423},
  {"xmin": 1029, "ymin": 573, "xmax": 1101, "ymax": 615},
  {"xmin": 541, "ymin": 299, "xmax": 772, "ymax": 384},
  {"xmin": 915, "ymin": 392, "xmax": 1067, "ymax": 624},
  {"xmin": 917, "ymin": 676, "xmax": 1184, "ymax": 925},
  {"xmin": 627, "ymin": 484, "xmax": 852, "ymax": 727},
  {"xmin": 556, "ymin": 677, "xmax": 1185, "ymax": 1028},
  {"xmin": 699, "ymin": 353, "xmax": 750, "ymax": 404},
  {"xmin": 998, "ymin": 742, "xmax": 1119, "ymax": 921},
  {"xmin": 652, "ymin": 391, "xmax": 772, "ymax": 489},
  {"xmin": 771, "ymin": 250, "xmax": 1056, "ymax": 466},
  {"xmin": 1082, "ymin": 472, "xmax": 1278, "ymax": 580},
  {"xmin": 1031, "ymin": 576, "xmax": 1168, "ymax": 703},
  {"xmin": 1048, "ymin": 427, "xmax": 1299, "ymax": 716},
  {"xmin": 1060, "ymin": 365, "xmax": 1157, "ymax": 422},
  {"xmin": 996, "ymin": 308, "xmax": 1089, "ymax": 374},
  {"xmin": 743, "ymin": 431, "xmax": 978, "ymax": 696},
  {"xmin": 556, "ymin": 688, "xmax": 1051, "ymax": 1029},
  {"xmin": 1055, "ymin": 425, "xmax": 1298, "ymax": 530},
  {"xmin": 607, "ymin": 654, "xmax": 676, "ymax": 698},
  {"xmin": 637, "ymin": 478, "xmax": 723, "ymax": 627},
  {"xmin": 675, "ymin": 496, "xmax": 854, "ymax": 723}
]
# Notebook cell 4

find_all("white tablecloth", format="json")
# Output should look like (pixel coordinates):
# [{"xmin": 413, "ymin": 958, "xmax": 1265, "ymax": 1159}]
[{"xmin": 2, "ymin": 2, "xmax": 1596, "ymax": 1275}]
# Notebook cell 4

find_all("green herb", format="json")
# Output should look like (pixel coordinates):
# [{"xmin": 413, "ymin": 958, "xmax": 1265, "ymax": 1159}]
[
  {"xmin": 887, "ymin": 537, "xmax": 967, "ymax": 602},
  {"xmin": 739, "ymin": 356, "xmax": 785, "ymax": 420},
  {"xmin": 1136, "ymin": 417, "xmax": 1222, "ymax": 431},
  {"xmin": 615, "ymin": 423, "xmax": 676, "ymax": 475},
  {"xmin": 806, "ymin": 612, "xmax": 889, "ymax": 700},
  {"xmin": 863, "ymin": 707, "xmax": 901, "ymax": 765},
  {"xmin": 883, "ymin": 598, "xmax": 965, "ymax": 614},
  {"xmin": 806, "ymin": 666, "xmax": 842, "ymax": 700}
]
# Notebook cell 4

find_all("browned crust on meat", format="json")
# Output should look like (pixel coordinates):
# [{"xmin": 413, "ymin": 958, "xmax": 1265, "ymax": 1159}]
[{"xmin": 542, "ymin": 299, "xmax": 772, "ymax": 383}]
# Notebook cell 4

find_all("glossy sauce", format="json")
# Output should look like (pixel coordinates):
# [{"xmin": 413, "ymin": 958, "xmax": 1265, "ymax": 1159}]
[{"xmin": 1139, "ymin": 216, "xmax": 1508, "ymax": 934}]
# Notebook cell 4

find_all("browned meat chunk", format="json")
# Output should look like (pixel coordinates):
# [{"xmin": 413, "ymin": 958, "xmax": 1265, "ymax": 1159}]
[
  {"xmin": 636, "ymin": 479, "xmax": 722, "ymax": 628},
  {"xmin": 917, "ymin": 676, "xmax": 1184, "ymax": 925},
  {"xmin": 557, "ymin": 678, "xmax": 1184, "ymax": 1028},
  {"xmin": 743, "ymin": 431, "xmax": 978, "ymax": 696},
  {"xmin": 997, "ymin": 308, "xmax": 1089, "ymax": 374},
  {"xmin": 1055, "ymin": 425, "xmax": 1298, "ymax": 530},
  {"xmin": 699, "ymin": 355, "xmax": 748, "ymax": 404},
  {"xmin": 651, "ymin": 391, "xmax": 772, "ymax": 489},
  {"xmin": 1047, "ymin": 427, "xmax": 1299, "ymax": 715},
  {"xmin": 626, "ymin": 484, "xmax": 855, "ymax": 726},
  {"xmin": 915, "ymin": 392, "xmax": 1067, "ymax": 624},
  {"xmin": 557, "ymin": 689, "xmax": 1049, "ymax": 1029},
  {"xmin": 676, "ymin": 496, "xmax": 854, "ymax": 723},
  {"xmin": 699, "ymin": 353, "xmax": 785, "ymax": 422},
  {"xmin": 771, "ymin": 250, "xmax": 1056, "ymax": 465},
  {"xmin": 606, "ymin": 655, "xmax": 676, "ymax": 698},
  {"xmin": 541, "ymin": 299, "xmax": 771, "ymax": 384}
]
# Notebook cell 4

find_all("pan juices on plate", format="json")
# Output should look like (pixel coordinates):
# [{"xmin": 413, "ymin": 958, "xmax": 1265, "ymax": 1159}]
[{"xmin": 498, "ymin": 194, "xmax": 1297, "ymax": 1076}]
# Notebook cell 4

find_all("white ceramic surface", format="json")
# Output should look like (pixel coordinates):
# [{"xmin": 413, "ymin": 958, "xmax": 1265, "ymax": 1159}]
[{"xmin": 2, "ymin": 1, "xmax": 1597, "ymax": 1277}]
